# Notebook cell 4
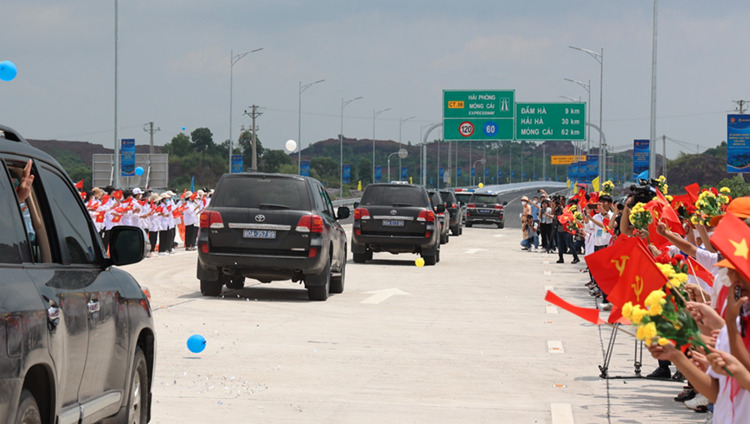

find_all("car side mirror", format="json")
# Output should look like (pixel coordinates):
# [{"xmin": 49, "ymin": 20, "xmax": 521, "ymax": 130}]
[
  {"xmin": 436, "ymin": 204, "xmax": 445, "ymax": 213},
  {"xmin": 336, "ymin": 206, "xmax": 350, "ymax": 220},
  {"xmin": 503, "ymin": 201, "xmax": 508, "ymax": 206},
  {"xmin": 108, "ymin": 226, "xmax": 147, "ymax": 266}
]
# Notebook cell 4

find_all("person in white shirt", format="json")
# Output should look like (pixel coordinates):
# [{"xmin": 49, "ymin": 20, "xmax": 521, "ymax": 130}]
[{"xmin": 182, "ymin": 192, "xmax": 199, "ymax": 250}]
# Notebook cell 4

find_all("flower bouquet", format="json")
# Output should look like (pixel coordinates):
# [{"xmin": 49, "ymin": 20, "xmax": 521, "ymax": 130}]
[
  {"xmin": 656, "ymin": 175, "xmax": 668, "ymax": 195},
  {"xmin": 691, "ymin": 187, "xmax": 731, "ymax": 226},
  {"xmin": 565, "ymin": 205, "xmax": 584, "ymax": 236},
  {"xmin": 628, "ymin": 202, "xmax": 653, "ymax": 239},
  {"xmin": 600, "ymin": 180, "xmax": 615, "ymax": 197}
]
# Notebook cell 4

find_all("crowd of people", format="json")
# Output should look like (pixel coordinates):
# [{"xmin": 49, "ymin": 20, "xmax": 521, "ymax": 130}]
[
  {"xmin": 83, "ymin": 186, "xmax": 212, "ymax": 257},
  {"xmin": 521, "ymin": 181, "xmax": 750, "ymax": 423}
]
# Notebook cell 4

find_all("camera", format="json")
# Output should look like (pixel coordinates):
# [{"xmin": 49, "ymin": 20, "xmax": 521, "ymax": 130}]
[{"xmin": 628, "ymin": 179, "xmax": 657, "ymax": 206}]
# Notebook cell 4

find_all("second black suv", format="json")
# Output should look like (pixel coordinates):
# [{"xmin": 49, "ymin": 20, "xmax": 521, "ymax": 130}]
[
  {"xmin": 439, "ymin": 189, "xmax": 463, "ymax": 236},
  {"xmin": 351, "ymin": 183, "xmax": 441, "ymax": 265},
  {"xmin": 428, "ymin": 189, "xmax": 450, "ymax": 244},
  {"xmin": 0, "ymin": 125, "xmax": 155, "ymax": 424},
  {"xmin": 197, "ymin": 173, "xmax": 349, "ymax": 301},
  {"xmin": 465, "ymin": 191, "xmax": 507, "ymax": 228}
]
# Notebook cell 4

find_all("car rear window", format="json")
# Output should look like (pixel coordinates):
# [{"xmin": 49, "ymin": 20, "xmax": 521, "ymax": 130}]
[
  {"xmin": 439, "ymin": 191, "xmax": 456, "ymax": 202},
  {"xmin": 212, "ymin": 176, "xmax": 311, "ymax": 210},
  {"xmin": 471, "ymin": 194, "xmax": 499, "ymax": 204},
  {"xmin": 360, "ymin": 185, "xmax": 427, "ymax": 207}
]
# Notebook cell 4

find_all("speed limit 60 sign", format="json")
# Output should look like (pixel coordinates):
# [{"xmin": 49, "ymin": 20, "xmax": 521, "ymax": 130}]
[{"xmin": 443, "ymin": 90, "xmax": 515, "ymax": 140}]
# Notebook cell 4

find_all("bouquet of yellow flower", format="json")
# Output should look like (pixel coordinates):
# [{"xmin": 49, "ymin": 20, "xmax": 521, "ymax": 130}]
[
  {"xmin": 600, "ymin": 180, "xmax": 615, "ymax": 196},
  {"xmin": 565, "ymin": 205, "xmax": 584, "ymax": 235},
  {"xmin": 690, "ymin": 187, "xmax": 731, "ymax": 226},
  {"xmin": 622, "ymin": 261, "xmax": 707, "ymax": 351},
  {"xmin": 656, "ymin": 175, "xmax": 668, "ymax": 195},
  {"xmin": 628, "ymin": 202, "xmax": 653, "ymax": 237}
]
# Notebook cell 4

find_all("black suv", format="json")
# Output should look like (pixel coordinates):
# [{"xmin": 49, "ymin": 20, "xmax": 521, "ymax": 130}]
[
  {"xmin": 439, "ymin": 189, "xmax": 463, "ymax": 236},
  {"xmin": 465, "ymin": 191, "xmax": 507, "ymax": 228},
  {"xmin": 427, "ymin": 189, "xmax": 450, "ymax": 244},
  {"xmin": 196, "ymin": 173, "xmax": 349, "ymax": 301},
  {"xmin": 351, "ymin": 183, "xmax": 442, "ymax": 265},
  {"xmin": 0, "ymin": 125, "xmax": 155, "ymax": 423}
]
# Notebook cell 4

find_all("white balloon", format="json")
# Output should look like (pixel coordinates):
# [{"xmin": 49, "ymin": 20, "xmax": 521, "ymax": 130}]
[{"xmin": 285, "ymin": 139, "xmax": 297, "ymax": 152}]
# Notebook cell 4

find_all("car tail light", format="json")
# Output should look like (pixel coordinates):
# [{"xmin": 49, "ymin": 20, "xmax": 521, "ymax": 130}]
[
  {"xmin": 417, "ymin": 210, "xmax": 435, "ymax": 222},
  {"xmin": 425, "ymin": 231, "xmax": 432, "ymax": 238},
  {"xmin": 467, "ymin": 203, "xmax": 476, "ymax": 208},
  {"xmin": 354, "ymin": 207, "xmax": 370, "ymax": 220},
  {"xmin": 296, "ymin": 214, "xmax": 324, "ymax": 233},
  {"xmin": 494, "ymin": 205, "xmax": 503, "ymax": 209},
  {"xmin": 451, "ymin": 203, "xmax": 457, "ymax": 209},
  {"xmin": 354, "ymin": 228, "xmax": 361, "ymax": 236},
  {"xmin": 199, "ymin": 211, "xmax": 224, "ymax": 229},
  {"xmin": 199, "ymin": 241, "xmax": 209, "ymax": 253},
  {"xmin": 308, "ymin": 247, "xmax": 318, "ymax": 258}
]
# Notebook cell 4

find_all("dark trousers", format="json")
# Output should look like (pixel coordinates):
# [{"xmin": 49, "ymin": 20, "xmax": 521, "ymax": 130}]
[
  {"xmin": 158, "ymin": 230, "xmax": 170, "ymax": 253},
  {"xmin": 592, "ymin": 244, "xmax": 610, "ymax": 303},
  {"xmin": 557, "ymin": 231, "xmax": 578, "ymax": 262},
  {"xmin": 540, "ymin": 223, "xmax": 553, "ymax": 250},
  {"xmin": 148, "ymin": 231, "xmax": 158, "ymax": 253},
  {"xmin": 185, "ymin": 225, "xmax": 197, "ymax": 248}
]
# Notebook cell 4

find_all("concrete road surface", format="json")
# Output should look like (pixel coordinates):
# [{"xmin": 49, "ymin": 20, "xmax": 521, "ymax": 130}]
[{"xmin": 119, "ymin": 224, "xmax": 706, "ymax": 424}]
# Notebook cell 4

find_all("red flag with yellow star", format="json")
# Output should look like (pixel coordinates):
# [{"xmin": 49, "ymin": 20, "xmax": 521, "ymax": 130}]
[
  {"xmin": 710, "ymin": 212, "xmax": 750, "ymax": 283},
  {"xmin": 605, "ymin": 240, "xmax": 669, "ymax": 308}
]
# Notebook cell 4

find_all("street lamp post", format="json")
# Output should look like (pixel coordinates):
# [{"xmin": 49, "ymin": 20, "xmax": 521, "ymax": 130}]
[
  {"xmin": 398, "ymin": 116, "xmax": 415, "ymax": 174},
  {"xmin": 570, "ymin": 45, "xmax": 604, "ymax": 183},
  {"xmin": 373, "ymin": 107, "xmax": 391, "ymax": 183},
  {"xmin": 229, "ymin": 47, "xmax": 263, "ymax": 172},
  {"xmin": 564, "ymin": 77, "xmax": 592, "ymax": 153},
  {"xmin": 387, "ymin": 149, "xmax": 408, "ymax": 182},
  {"xmin": 472, "ymin": 158, "xmax": 486, "ymax": 186},
  {"xmin": 298, "ymin": 79, "xmax": 325, "ymax": 174},
  {"xmin": 340, "ymin": 96, "xmax": 363, "ymax": 199}
]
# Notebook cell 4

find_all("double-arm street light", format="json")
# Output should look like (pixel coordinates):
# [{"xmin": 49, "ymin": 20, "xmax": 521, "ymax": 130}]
[
  {"xmin": 398, "ymin": 116, "xmax": 415, "ymax": 175},
  {"xmin": 564, "ymin": 77, "xmax": 592, "ymax": 153},
  {"xmin": 372, "ymin": 108, "xmax": 391, "ymax": 183},
  {"xmin": 569, "ymin": 45, "xmax": 604, "ymax": 182},
  {"xmin": 340, "ymin": 96, "xmax": 363, "ymax": 199},
  {"xmin": 229, "ymin": 47, "xmax": 263, "ymax": 172},
  {"xmin": 298, "ymin": 79, "xmax": 325, "ymax": 174}
]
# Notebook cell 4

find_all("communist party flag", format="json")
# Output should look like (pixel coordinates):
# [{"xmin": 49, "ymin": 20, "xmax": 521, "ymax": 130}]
[
  {"xmin": 544, "ymin": 291, "xmax": 604, "ymax": 325},
  {"xmin": 710, "ymin": 212, "xmax": 750, "ymax": 283},
  {"xmin": 606, "ymin": 240, "xmax": 669, "ymax": 309},
  {"xmin": 685, "ymin": 183, "xmax": 701, "ymax": 204},
  {"xmin": 75, "ymin": 179, "xmax": 83, "ymax": 189},
  {"xmin": 585, "ymin": 236, "xmax": 645, "ymax": 296}
]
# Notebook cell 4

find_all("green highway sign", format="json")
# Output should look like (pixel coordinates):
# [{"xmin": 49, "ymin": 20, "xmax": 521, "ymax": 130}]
[
  {"xmin": 443, "ymin": 90, "xmax": 515, "ymax": 140},
  {"xmin": 515, "ymin": 102, "xmax": 586, "ymax": 141}
]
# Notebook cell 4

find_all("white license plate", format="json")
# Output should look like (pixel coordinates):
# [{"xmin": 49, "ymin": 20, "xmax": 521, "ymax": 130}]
[
  {"xmin": 480, "ymin": 209, "xmax": 491, "ymax": 213},
  {"xmin": 243, "ymin": 229, "xmax": 276, "ymax": 239},
  {"xmin": 382, "ymin": 220, "xmax": 404, "ymax": 227}
]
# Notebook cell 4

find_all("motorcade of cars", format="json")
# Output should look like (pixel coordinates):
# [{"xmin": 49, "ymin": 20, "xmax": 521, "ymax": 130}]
[
  {"xmin": 0, "ymin": 124, "xmax": 155, "ymax": 424},
  {"xmin": 465, "ymin": 191, "xmax": 507, "ymax": 228},
  {"xmin": 439, "ymin": 189, "xmax": 463, "ymax": 236},
  {"xmin": 427, "ymin": 189, "xmax": 450, "ymax": 244},
  {"xmin": 351, "ymin": 183, "xmax": 441, "ymax": 265},
  {"xmin": 196, "ymin": 173, "xmax": 349, "ymax": 301},
  {"xmin": 453, "ymin": 188, "xmax": 473, "ymax": 224}
]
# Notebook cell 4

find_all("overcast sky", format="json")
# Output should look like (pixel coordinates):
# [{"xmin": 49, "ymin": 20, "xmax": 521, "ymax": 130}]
[{"xmin": 2, "ymin": 1, "xmax": 749, "ymax": 159}]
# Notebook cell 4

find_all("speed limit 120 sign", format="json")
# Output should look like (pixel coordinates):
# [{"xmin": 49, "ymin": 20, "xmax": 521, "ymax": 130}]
[{"xmin": 459, "ymin": 121, "xmax": 474, "ymax": 137}]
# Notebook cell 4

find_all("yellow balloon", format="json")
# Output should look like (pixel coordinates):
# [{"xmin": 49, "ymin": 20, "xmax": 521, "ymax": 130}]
[
  {"xmin": 415, "ymin": 258, "xmax": 425, "ymax": 267},
  {"xmin": 478, "ymin": 182, "xmax": 484, "ymax": 188}
]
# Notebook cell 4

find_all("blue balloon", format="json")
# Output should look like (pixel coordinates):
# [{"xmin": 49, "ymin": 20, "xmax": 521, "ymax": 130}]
[
  {"xmin": 187, "ymin": 334, "xmax": 206, "ymax": 353},
  {"xmin": 135, "ymin": 166, "xmax": 144, "ymax": 176},
  {"xmin": 0, "ymin": 61, "xmax": 17, "ymax": 82},
  {"xmin": 182, "ymin": 126, "xmax": 186, "ymax": 131}
]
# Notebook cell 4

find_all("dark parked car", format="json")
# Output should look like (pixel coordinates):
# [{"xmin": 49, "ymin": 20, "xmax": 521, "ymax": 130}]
[
  {"xmin": 0, "ymin": 125, "xmax": 155, "ymax": 423},
  {"xmin": 351, "ymin": 183, "xmax": 441, "ymax": 265},
  {"xmin": 439, "ymin": 189, "xmax": 463, "ymax": 236},
  {"xmin": 196, "ymin": 173, "xmax": 349, "ymax": 301},
  {"xmin": 428, "ymin": 189, "xmax": 450, "ymax": 244},
  {"xmin": 465, "ymin": 191, "xmax": 507, "ymax": 228}
]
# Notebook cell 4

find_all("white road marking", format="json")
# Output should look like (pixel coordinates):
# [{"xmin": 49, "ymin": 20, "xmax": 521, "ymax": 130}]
[
  {"xmin": 543, "ymin": 270, "xmax": 552, "ymax": 275},
  {"xmin": 464, "ymin": 248, "xmax": 485, "ymax": 254},
  {"xmin": 546, "ymin": 304, "xmax": 558, "ymax": 314},
  {"xmin": 361, "ymin": 288, "xmax": 411, "ymax": 304},
  {"xmin": 547, "ymin": 340, "xmax": 564, "ymax": 354},
  {"xmin": 544, "ymin": 286, "xmax": 554, "ymax": 291},
  {"xmin": 551, "ymin": 403, "xmax": 574, "ymax": 424}
]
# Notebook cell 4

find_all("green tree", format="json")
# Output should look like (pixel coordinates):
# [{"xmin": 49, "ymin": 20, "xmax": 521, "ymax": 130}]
[
  {"xmin": 357, "ymin": 158, "xmax": 372, "ymax": 185},
  {"xmin": 191, "ymin": 127, "xmax": 214, "ymax": 155},
  {"xmin": 238, "ymin": 130, "xmax": 265, "ymax": 169},
  {"xmin": 310, "ymin": 157, "xmax": 338, "ymax": 184},
  {"xmin": 260, "ymin": 150, "xmax": 293, "ymax": 173},
  {"xmin": 163, "ymin": 133, "xmax": 193, "ymax": 157},
  {"xmin": 716, "ymin": 175, "xmax": 750, "ymax": 198}
]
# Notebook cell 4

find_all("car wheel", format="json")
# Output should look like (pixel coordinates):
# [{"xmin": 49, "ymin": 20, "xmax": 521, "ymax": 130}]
[
  {"xmin": 330, "ymin": 250, "xmax": 345, "ymax": 294},
  {"xmin": 200, "ymin": 280, "xmax": 222, "ymax": 297},
  {"xmin": 306, "ymin": 257, "xmax": 331, "ymax": 301},
  {"xmin": 436, "ymin": 248, "xmax": 441, "ymax": 263},
  {"xmin": 458, "ymin": 226, "xmax": 463, "ymax": 236},
  {"xmin": 366, "ymin": 250, "xmax": 373, "ymax": 261},
  {"xmin": 498, "ymin": 223, "xmax": 504, "ymax": 229},
  {"xmin": 128, "ymin": 347, "xmax": 149, "ymax": 424},
  {"xmin": 450, "ymin": 225, "xmax": 459, "ymax": 236},
  {"xmin": 466, "ymin": 222, "xmax": 473, "ymax": 228},
  {"xmin": 423, "ymin": 253, "xmax": 437, "ymax": 266},
  {"xmin": 15, "ymin": 389, "xmax": 41, "ymax": 424},
  {"xmin": 226, "ymin": 277, "xmax": 245, "ymax": 290},
  {"xmin": 353, "ymin": 252, "xmax": 367, "ymax": 264}
]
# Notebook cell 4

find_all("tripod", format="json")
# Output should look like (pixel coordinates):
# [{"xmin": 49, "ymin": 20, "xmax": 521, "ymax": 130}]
[{"xmin": 599, "ymin": 323, "xmax": 644, "ymax": 379}]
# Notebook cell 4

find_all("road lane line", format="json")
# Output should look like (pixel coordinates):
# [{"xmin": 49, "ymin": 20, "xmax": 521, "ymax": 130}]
[
  {"xmin": 361, "ymin": 288, "xmax": 410, "ymax": 304},
  {"xmin": 547, "ymin": 340, "xmax": 564, "ymax": 354},
  {"xmin": 551, "ymin": 403, "xmax": 574, "ymax": 424}
]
